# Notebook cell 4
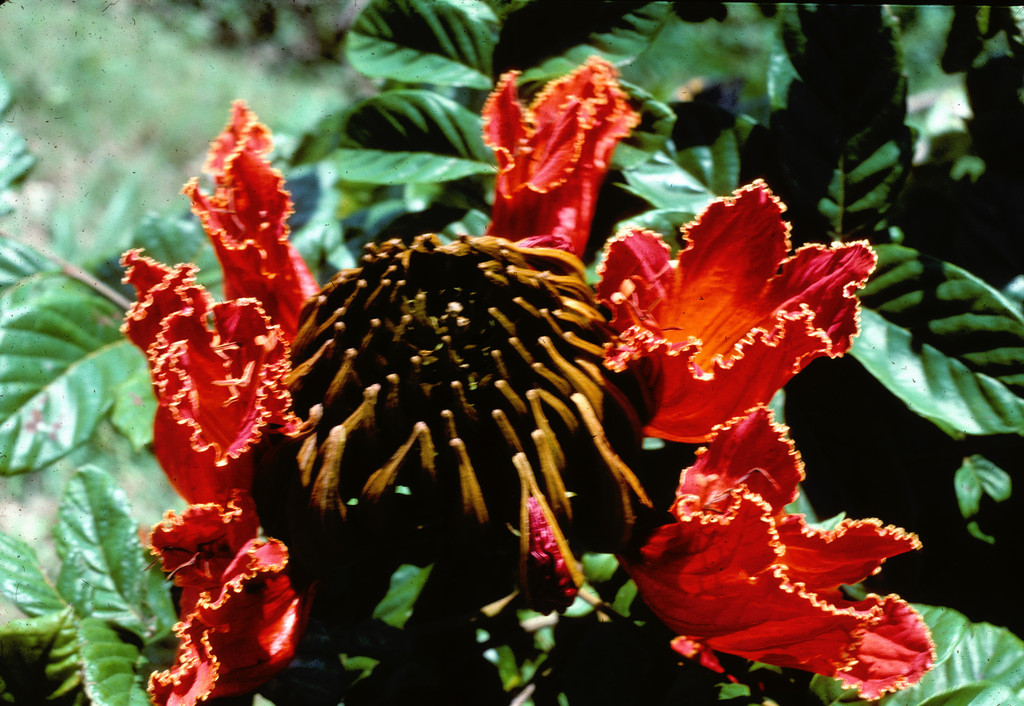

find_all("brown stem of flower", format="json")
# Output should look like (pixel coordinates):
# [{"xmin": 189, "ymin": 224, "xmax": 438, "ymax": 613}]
[
  {"xmin": 58, "ymin": 259, "xmax": 133, "ymax": 310},
  {"xmin": 0, "ymin": 228, "xmax": 135, "ymax": 310}
]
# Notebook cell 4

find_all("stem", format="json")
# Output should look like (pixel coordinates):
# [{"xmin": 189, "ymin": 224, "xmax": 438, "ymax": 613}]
[{"xmin": 59, "ymin": 258, "xmax": 133, "ymax": 311}]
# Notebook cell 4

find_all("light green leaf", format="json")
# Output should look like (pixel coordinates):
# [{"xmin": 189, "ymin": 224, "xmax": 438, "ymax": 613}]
[
  {"xmin": 54, "ymin": 467, "xmax": 157, "ymax": 639},
  {"xmin": 851, "ymin": 244, "xmax": 1024, "ymax": 437},
  {"xmin": 76, "ymin": 618, "xmax": 149, "ymax": 706},
  {"xmin": 348, "ymin": 0, "xmax": 498, "ymax": 89},
  {"xmin": 128, "ymin": 213, "xmax": 221, "ymax": 293},
  {"xmin": 0, "ymin": 531, "xmax": 66, "ymax": 617},
  {"xmin": 955, "ymin": 455, "xmax": 1012, "ymax": 519},
  {"xmin": 0, "ymin": 278, "xmax": 143, "ymax": 474},
  {"xmin": 0, "ymin": 237, "xmax": 56, "ymax": 295},
  {"xmin": 812, "ymin": 604, "xmax": 1024, "ymax": 705},
  {"xmin": 0, "ymin": 608, "xmax": 84, "ymax": 705},
  {"xmin": 372, "ymin": 563, "xmax": 433, "ymax": 629},
  {"xmin": 109, "ymin": 364, "xmax": 156, "ymax": 452},
  {"xmin": 620, "ymin": 151, "xmax": 716, "ymax": 214},
  {"xmin": 0, "ymin": 75, "xmax": 35, "ymax": 217},
  {"xmin": 769, "ymin": 5, "xmax": 912, "ymax": 240},
  {"xmin": 336, "ymin": 91, "xmax": 493, "ymax": 185}
]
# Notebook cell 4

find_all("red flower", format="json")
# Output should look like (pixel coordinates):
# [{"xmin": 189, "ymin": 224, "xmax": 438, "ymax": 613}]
[
  {"xmin": 598, "ymin": 181, "xmax": 877, "ymax": 443},
  {"xmin": 619, "ymin": 406, "xmax": 934, "ymax": 699},
  {"xmin": 184, "ymin": 100, "xmax": 319, "ymax": 341},
  {"xmin": 484, "ymin": 57, "xmax": 639, "ymax": 255},
  {"xmin": 122, "ymin": 250, "xmax": 298, "ymax": 505},
  {"xmin": 123, "ymin": 104, "xmax": 316, "ymax": 705},
  {"xmin": 148, "ymin": 497, "xmax": 313, "ymax": 704}
]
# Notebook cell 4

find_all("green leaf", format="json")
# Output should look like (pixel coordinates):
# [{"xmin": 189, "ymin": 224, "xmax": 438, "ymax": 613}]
[
  {"xmin": 502, "ymin": 3, "xmax": 673, "ymax": 83},
  {"xmin": 336, "ymin": 91, "xmax": 493, "ymax": 185},
  {"xmin": 76, "ymin": 618, "xmax": 149, "ymax": 706},
  {"xmin": 372, "ymin": 563, "xmax": 433, "ymax": 629},
  {"xmin": 611, "ymin": 82, "xmax": 676, "ymax": 171},
  {"xmin": 768, "ymin": 5, "xmax": 912, "ymax": 241},
  {"xmin": 0, "ymin": 75, "xmax": 35, "ymax": 217},
  {"xmin": 0, "ymin": 608, "xmax": 84, "ymax": 705},
  {"xmin": 0, "ymin": 531, "xmax": 66, "ymax": 617},
  {"xmin": 109, "ymin": 365, "xmax": 156, "ymax": 452},
  {"xmin": 812, "ymin": 604, "xmax": 1024, "ymax": 705},
  {"xmin": 851, "ymin": 244, "xmax": 1024, "ymax": 437},
  {"xmin": 955, "ymin": 454, "xmax": 1012, "ymax": 518},
  {"xmin": 129, "ymin": 213, "xmax": 221, "ymax": 293},
  {"xmin": 620, "ymin": 151, "xmax": 716, "ymax": 214},
  {"xmin": 0, "ymin": 237, "xmax": 56, "ymax": 296},
  {"xmin": 347, "ymin": 0, "xmax": 498, "ymax": 89},
  {"xmin": 285, "ymin": 162, "xmax": 343, "ymax": 277},
  {"xmin": 0, "ymin": 278, "xmax": 143, "ymax": 474},
  {"xmin": 54, "ymin": 467, "xmax": 157, "ymax": 639}
]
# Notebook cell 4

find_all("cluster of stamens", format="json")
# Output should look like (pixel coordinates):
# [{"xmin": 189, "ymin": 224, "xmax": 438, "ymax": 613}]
[{"xmin": 258, "ymin": 235, "xmax": 651, "ymax": 597}]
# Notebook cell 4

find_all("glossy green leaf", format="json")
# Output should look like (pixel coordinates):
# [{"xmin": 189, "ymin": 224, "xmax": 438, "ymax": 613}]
[
  {"xmin": 336, "ymin": 91, "xmax": 492, "ymax": 185},
  {"xmin": 54, "ymin": 467, "xmax": 158, "ymax": 639},
  {"xmin": 0, "ymin": 531, "xmax": 66, "ymax": 617},
  {"xmin": 812, "ymin": 604, "xmax": 1024, "ymax": 705},
  {"xmin": 0, "ymin": 237, "xmax": 56, "ymax": 295},
  {"xmin": 0, "ymin": 278, "xmax": 142, "ymax": 474},
  {"xmin": 851, "ymin": 244, "xmax": 1024, "ymax": 437},
  {"xmin": 620, "ymin": 151, "xmax": 716, "ymax": 214},
  {"xmin": 347, "ymin": 0, "xmax": 498, "ymax": 89},
  {"xmin": 372, "ymin": 563, "xmax": 433, "ymax": 629},
  {"xmin": 0, "ymin": 76, "xmax": 35, "ymax": 217},
  {"xmin": 955, "ymin": 454, "xmax": 1011, "ymax": 544},
  {"xmin": 76, "ymin": 618, "xmax": 149, "ymax": 706},
  {"xmin": 769, "ymin": 5, "xmax": 912, "ymax": 241},
  {"xmin": 0, "ymin": 608, "xmax": 84, "ymax": 705},
  {"xmin": 502, "ymin": 3, "xmax": 673, "ymax": 83},
  {"xmin": 109, "ymin": 364, "xmax": 155, "ymax": 452}
]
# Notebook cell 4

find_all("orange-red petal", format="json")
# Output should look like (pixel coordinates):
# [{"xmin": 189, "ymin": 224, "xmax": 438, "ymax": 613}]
[
  {"xmin": 599, "ymin": 181, "xmax": 877, "ymax": 442},
  {"xmin": 149, "ymin": 493, "xmax": 260, "ymax": 594},
  {"xmin": 619, "ymin": 407, "xmax": 933, "ymax": 699},
  {"xmin": 123, "ymin": 249, "xmax": 298, "ymax": 504},
  {"xmin": 148, "ymin": 538, "xmax": 313, "ymax": 705},
  {"xmin": 184, "ymin": 101, "xmax": 318, "ymax": 341},
  {"xmin": 484, "ymin": 57, "xmax": 639, "ymax": 255},
  {"xmin": 150, "ymin": 297, "xmax": 298, "ymax": 504}
]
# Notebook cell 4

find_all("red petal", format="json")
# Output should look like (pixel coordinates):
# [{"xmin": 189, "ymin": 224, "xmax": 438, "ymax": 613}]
[
  {"xmin": 777, "ymin": 515, "xmax": 922, "ymax": 590},
  {"xmin": 619, "ymin": 410, "xmax": 933, "ymax": 697},
  {"xmin": 186, "ymin": 104, "xmax": 318, "ymax": 341},
  {"xmin": 485, "ymin": 57, "xmax": 639, "ymax": 255},
  {"xmin": 149, "ymin": 538, "xmax": 314, "ymax": 704},
  {"xmin": 121, "ymin": 250, "xmax": 210, "ymax": 356},
  {"xmin": 676, "ymin": 406, "xmax": 802, "ymax": 514},
  {"xmin": 600, "ymin": 181, "xmax": 877, "ymax": 442},
  {"xmin": 835, "ymin": 597, "xmax": 935, "ymax": 699},
  {"xmin": 149, "ymin": 298, "xmax": 298, "ymax": 504},
  {"xmin": 204, "ymin": 100, "xmax": 273, "ymax": 176},
  {"xmin": 149, "ymin": 493, "xmax": 260, "ymax": 592}
]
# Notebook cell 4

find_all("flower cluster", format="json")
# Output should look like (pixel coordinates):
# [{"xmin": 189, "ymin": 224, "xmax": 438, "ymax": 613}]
[{"xmin": 124, "ymin": 61, "xmax": 933, "ymax": 704}]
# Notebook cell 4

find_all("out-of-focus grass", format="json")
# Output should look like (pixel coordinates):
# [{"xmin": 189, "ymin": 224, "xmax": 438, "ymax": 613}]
[{"xmin": 0, "ymin": 1, "xmax": 362, "ymax": 254}]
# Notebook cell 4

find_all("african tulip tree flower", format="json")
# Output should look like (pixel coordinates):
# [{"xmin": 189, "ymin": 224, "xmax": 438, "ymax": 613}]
[
  {"xmin": 148, "ymin": 495, "xmax": 313, "ymax": 704},
  {"xmin": 598, "ymin": 180, "xmax": 877, "ymax": 443},
  {"xmin": 184, "ymin": 100, "xmax": 319, "ymax": 341},
  {"xmin": 619, "ymin": 406, "xmax": 934, "ymax": 699},
  {"xmin": 483, "ymin": 56, "xmax": 639, "ymax": 255},
  {"xmin": 122, "ymin": 104, "xmax": 316, "ymax": 705}
]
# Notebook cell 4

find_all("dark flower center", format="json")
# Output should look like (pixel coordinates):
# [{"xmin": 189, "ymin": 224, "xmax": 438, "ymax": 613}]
[{"xmin": 257, "ymin": 234, "xmax": 651, "ymax": 577}]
